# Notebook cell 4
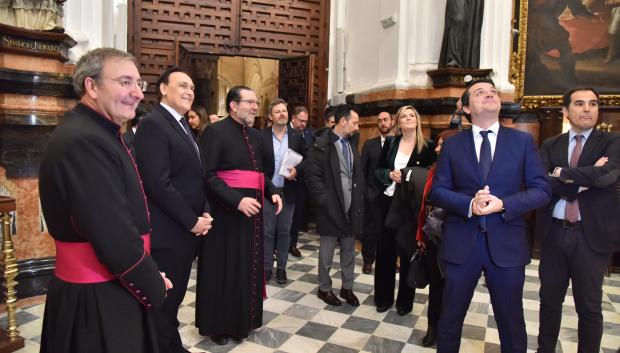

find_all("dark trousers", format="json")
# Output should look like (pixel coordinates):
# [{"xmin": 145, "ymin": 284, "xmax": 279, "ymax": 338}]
[
  {"xmin": 361, "ymin": 197, "xmax": 380, "ymax": 265},
  {"xmin": 264, "ymin": 199, "xmax": 295, "ymax": 272},
  {"xmin": 151, "ymin": 244, "xmax": 196, "ymax": 353},
  {"xmin": 438, "ymin": 232, "xmax": 526, "ymax": 353},
  {"xmin": 423, "ymin": 241, "xmax": 445, "ymax": 326},
  {"xmin": 289, "ymin": 188, "xmax": 307, "ymax": 247},
  {"xmin": 537, "ymin": 222, "xmax": 609, "ymax": 353},
  {"xmin": 373, "ymin": 194, "xmax": 416, "ymax": 311}
]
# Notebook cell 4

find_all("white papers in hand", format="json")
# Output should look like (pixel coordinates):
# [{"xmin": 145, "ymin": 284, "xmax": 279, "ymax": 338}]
[{"xmin": 279, "ymin": 149, "xmax": 303, "ymax": 177}]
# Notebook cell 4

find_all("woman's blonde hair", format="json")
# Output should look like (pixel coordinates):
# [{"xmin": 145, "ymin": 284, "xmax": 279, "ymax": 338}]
[{"xmin": 394, "ymin": 105, "xmax": 427, "ymax": 153}]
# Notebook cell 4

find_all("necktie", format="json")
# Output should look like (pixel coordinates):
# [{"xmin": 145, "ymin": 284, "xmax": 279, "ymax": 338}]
[
  {"xmin": 565, "ymin": 135, "xmax": 583, "ymax": 222},
  {"xmin": 479, "ymin": 131, "xmax": 492, "ymax": 181},
  {"xmin": 341, "ymin": 138, "xmax": 351, "ymax": 175},
  {"xmin": 180, "ymin": 118, "xmax": 200, "ymax": 159},
  {"xmin": 478, "ymin": 131, "xmax": 492, "ymax": 232}
]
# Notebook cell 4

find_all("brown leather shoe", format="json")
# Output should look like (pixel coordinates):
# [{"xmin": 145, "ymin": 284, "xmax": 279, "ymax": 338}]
[
  {"xmin": 317, "ymin": 289, "xmax": 342, "ymax": 306},
  {"xmin": 362, "ymin": 263, "xmax": 372, "ymax": 274},
  {"xmin": 339, "ymin": 289, "xmax": 360, "ymax": 306},
  {"xmin": 289, "ymin": 246, "xmax": 302, "ymax": 257}
]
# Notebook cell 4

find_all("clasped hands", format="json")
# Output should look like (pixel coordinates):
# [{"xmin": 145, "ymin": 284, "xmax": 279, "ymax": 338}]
[
  {"xmin": 472, "ymin": 185, "xmax": 504, "ymax": 216},
  {"xmin": 238, "ymin": 194, "xmax": 283, "ymax": 217},
  {"xmin": 190, "ymin": 213, "xmax": 213, "ymax": 236}
]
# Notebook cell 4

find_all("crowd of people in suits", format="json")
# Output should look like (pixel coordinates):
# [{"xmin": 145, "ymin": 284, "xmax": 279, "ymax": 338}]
[{"xmin": 38, "ymin": 47, "xmax": 619, "ymax": 353}]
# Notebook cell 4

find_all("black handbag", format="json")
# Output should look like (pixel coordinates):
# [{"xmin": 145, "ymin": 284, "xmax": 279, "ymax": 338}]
[{"xmin": 406, "ymin": 247, "xmax": 429, "ymax": 289}]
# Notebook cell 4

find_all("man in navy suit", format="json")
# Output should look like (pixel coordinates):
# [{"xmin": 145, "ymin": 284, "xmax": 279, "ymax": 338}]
[
  {"xmin": 430, "ymin": 78, "xmax": 550, "ymax": 353},
  {"xmin": 261, "ymin": 98, "xmax": 306, "ymax": 283},
  {"xmin": 288, "ymin": 106, "xmax": 313, "ymax": 257},
  {"xmin": 134, "ymin": 67, "xmax": 212, "ymax": 353},
  {"xmin": 535, "ymin": 87, "xmax": 620, "ymax": 353}
]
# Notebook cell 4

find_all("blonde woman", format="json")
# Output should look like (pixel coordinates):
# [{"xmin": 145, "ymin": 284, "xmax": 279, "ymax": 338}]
[{"xmin": 373, "ymin": 105, "xmax": 436, "ymax": 316}]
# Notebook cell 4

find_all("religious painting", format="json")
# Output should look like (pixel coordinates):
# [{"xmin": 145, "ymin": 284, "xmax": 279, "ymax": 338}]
[{"xmin": 511, "ymin": 0, "xmax": 620, "ymax": 109}]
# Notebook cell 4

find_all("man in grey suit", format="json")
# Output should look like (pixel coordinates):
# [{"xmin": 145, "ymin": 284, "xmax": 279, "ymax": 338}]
[{"xmin": 305, "ymin": 105, "xmax": 364, "ymax": 307}]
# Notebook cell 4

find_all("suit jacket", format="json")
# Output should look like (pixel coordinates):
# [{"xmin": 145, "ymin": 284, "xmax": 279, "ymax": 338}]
[
  {"xmin": 536, "ymin": 129, "xmax": 620, "ymax": 252},
  {"xmin": 360, "ymin": 136, "xmax": 384, "ymax": 202},
  {"xmin": 305, "ymin": 129, "xmax": 364, "ymax": 237},
  {"xmin": 375, "ymin": 135, "xmax": 437, "ymax": 187},
  {"xmin": 134, "ymin": 103, "xmax": 209, "ymax": 249},
  {"xmin": 260, "ymin": 126, "xmax": 307, "ymax": 204},
  {"xmin": 429, "ymin": 126, "xmax": 551, "ymax": 267}
]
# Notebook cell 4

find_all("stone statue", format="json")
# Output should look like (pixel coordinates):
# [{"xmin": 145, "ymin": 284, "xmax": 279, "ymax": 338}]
[
  {"xmin": 438, "ymin": 0, "xmax": 485, "ymax": 68},
  {"xmin": 0, "ymin": 0, "xmax": 65, "ymax": 31}
]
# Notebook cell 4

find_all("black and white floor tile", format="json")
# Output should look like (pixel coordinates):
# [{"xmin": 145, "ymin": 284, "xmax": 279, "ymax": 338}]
[{"xmin": 3, "ymin": 230, "xmax": 620, "ymax": 353}]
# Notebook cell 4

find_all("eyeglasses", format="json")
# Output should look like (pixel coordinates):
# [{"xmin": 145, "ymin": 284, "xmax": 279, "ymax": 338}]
[
  {"xmin": 100, "ymin": 77, "xmax": 148, "ymax": 92},
  {"xmin": 237, "ymin": 99, "xmax": 261, "ymax": 107}
]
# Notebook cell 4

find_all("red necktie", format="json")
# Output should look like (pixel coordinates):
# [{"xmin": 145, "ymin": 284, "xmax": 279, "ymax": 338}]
[{"xmin": 564, "ymin": 135, "xmax": 582, "ymax": 222}]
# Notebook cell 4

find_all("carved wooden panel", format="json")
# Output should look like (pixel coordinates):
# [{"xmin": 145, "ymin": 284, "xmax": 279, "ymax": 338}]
[
  {"xmin": 128, "ymin": 0, "xmax": 328, "ymax": 122},
  {"xmin": 278, "ymin": 55, "xmax": 313, "ymax": 114}
]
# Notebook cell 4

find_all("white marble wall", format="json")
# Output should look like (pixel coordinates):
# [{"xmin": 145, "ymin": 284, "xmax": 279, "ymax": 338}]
[
  {"xmin": 328, "ymin": 0, "xmax": 516, "ymax": 100},
  {"xmin": 63, "ymin": 0, "xmax": 127, "ymax": 63}
]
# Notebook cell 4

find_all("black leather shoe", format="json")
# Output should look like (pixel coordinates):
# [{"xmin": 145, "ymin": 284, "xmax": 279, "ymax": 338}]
[
  {"xmin": 317, "ymin": 290, "xmax": 342, "ymax": 306},
  {"xmin": 396, "ymin": 307, "xmax": 411, "ymax": 316},
  {"xmin": 422, "ymin": 325, "xmax": 437, "ymax": 347},
  {"xmin": 211, "ymin": 334, "xmax": 229, "ymax": 345},
  {"xmin": 276, "ymin": 269, "xmax": 287, "ymax": 284},
  {"xmin": 362, "ymin": 263, "xmax": 372, "ymax": 274},
  {"xmin": 339, "ymin": 289, "xmax": 360, "ymax": 306},
  {"xmin": 376, "ymin": 303, "xmax": 393, "ymax": 313},
  {"xmin": 289, "ymin": 246, "xmax": 302, "ymax": 257}
]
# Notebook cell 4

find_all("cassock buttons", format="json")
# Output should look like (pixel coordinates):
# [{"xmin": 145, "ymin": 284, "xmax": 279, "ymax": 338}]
[
  {"xmin": 142, "ymin": 296, "xmax": 147, "ymax": 300},
  {"xmin": 136, "ymin": 289, "xmax": 141, "ymax": 294},
  {"xmin": 129, "ymin": 283, "xmax": 135, "ymax": 287}
]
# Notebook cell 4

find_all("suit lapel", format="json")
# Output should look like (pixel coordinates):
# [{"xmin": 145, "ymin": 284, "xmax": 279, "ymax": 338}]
[
  {"xmin": 329, "ymin": 136, "xmax": 346, "ymax": 211},
  {"xmin": 557, "ymin": 133, "xmax": 570, "ymax": 167},
  {"xmin": 463, "ymin": 129, "xmax": 483, "ymax": 183},
  {"xmin": 157, "ymin": 104, "xmax": 202, "ymax": 165},
  {"xmin": 578, "ymin": 129, "xmax": 602, "ymax": 166}
]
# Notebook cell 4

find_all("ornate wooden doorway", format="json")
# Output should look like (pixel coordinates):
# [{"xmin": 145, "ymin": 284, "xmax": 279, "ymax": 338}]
[{"xmin": 128, "ymin": 0, "xmax": 329, "ymax": 127}]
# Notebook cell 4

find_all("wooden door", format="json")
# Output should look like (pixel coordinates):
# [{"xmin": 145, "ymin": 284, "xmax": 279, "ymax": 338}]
[{"xmin": 278, "ymin": 55, "xmax": 314, "ymax": 120}]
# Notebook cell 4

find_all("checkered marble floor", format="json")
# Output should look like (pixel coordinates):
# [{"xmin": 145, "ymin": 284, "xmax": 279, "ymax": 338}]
[{"xmin": 3, "ymin": 230, "xmax": 620, "ymax": 353}]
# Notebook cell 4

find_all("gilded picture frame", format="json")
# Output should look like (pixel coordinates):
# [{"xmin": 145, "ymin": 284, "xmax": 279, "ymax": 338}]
[{"xmin": 509, "ymin": 0, "xmax": 620, "ymax": 110}]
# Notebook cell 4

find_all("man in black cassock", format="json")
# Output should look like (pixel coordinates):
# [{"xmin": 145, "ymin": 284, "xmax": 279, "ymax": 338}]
[
  {"xmin": 196, "ymin": 86, "xmax": 283, "ymax": 345},
  {"xmin": 39, "ymin": 48, "xmax": 171, "ymax": 353}
]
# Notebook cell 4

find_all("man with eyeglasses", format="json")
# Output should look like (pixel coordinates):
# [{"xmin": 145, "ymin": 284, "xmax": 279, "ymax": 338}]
[
  {"xmin": 39, "ymin": 48, "xmax": 172, "ymax": 353},
  {"xmin": 196, "ymin": 86, "xmax": 283, "ymax": 345},
  {"xmin": 135, "ymin": 67, "xmax": 212, "ymax": 353}
]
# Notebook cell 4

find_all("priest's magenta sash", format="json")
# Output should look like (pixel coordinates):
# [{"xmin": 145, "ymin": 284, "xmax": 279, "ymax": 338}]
[
  {"xmin": 216, "ymin": 169, "xmax": 264, "ymax": 194},
  {"xmin": 54, "ymin": 234, "xmax": 151, "ymax": 283}
]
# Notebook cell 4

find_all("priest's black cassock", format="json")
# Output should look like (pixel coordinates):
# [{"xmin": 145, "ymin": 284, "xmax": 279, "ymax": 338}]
[
  {"xmin": 196, "ymin": 116, "xmax": 276, "ymax": 339},
  {"xmin": 38, "ymin": 104, "xmax": 166, "ymax": 353}
]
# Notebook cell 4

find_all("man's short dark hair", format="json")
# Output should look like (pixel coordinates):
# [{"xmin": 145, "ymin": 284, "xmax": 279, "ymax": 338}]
[
  {"xmin": 460, "ymin": 78, "xmax": 496, "ymax": 108},
  {"xmin": 268, "ymin": 98, "xmax": 287, "ymax": 116},
  {"xmin": 155, "ymin": 66, "xmax": 191, "ymax": 101},
  {"xmin": 333, "ymin": 105, "xmax": 355, "ymax": 123},
  {"xmin": 225, "ymin": 85, "xmax": 252, "ymax": 113},
  {"xmin": 293, "ymin": 106, "xmax": 309, "ymax": 116},
  {"xmin": 562, "ymin": 87, "xmax": 600, "ymax": 108}
]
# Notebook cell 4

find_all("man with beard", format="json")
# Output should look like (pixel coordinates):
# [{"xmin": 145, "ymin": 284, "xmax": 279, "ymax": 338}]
[
  {"xmin": 306, "ymin": 105, "xmax": 364, "ymax": 307},
  {"xmin": 360, "ymin": 111, "xmax": 395, "ymax": 274},
  {"xmin": 260, "ymin": 98, "xmax": 306, "ymax": 283},
  {"xmin": 196, "ymin": 86, "xmax": 283, "ymax": 345},
  {"xmin": 39, "ymin": 48, "xmax": 171, "ymax": 353},
  {"xmin": 134, "ymin": 67, "xmax": 212, "ymax": 353}
]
